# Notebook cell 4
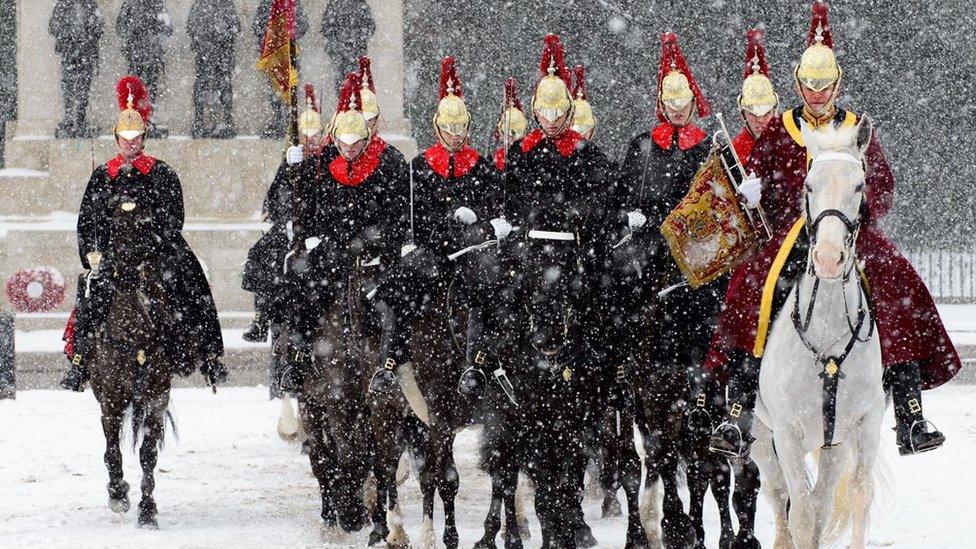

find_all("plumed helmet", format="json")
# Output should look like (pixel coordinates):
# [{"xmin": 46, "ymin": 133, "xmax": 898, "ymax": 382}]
[
  {"xmin": 570, "ymin": 66, "xmax": 596, "ymax": 135},
  {"xmin": 114, "ymin": 76, "xmax": 151, "ymax": 140},
  {"xmin": 433, "ymin": 57, "xmax": 471, "ymax": 138},
  {"xmin": 795, "ymin": 1, "xmax": 842, "ymax": 92},
  {"xmin": 496, "ymin": 77, "xmax": 528, "ymax": 141},
  {"xmin": 359, "ymin": 56, "xmax": 380, "ymax": 121},
  {"xmin": 298, "ymin": 83, "xmax": 324, "ymax": 137},
  {"xmin": 738, "ymin": 29, "xmax": 779, "ymax": 116},
  {"xmin": 532, "ymin": 34, "xmax": 573, "ymax": 122},
  {"xmin": 330, "ymin": 72, "xmax": 371, "ymax": 145},
  {"xmin": 656, "ymin": 33, "xmax": 710, "ymax": 122}
]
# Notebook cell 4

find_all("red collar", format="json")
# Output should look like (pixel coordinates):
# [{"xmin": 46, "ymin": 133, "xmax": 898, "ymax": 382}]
[
  {"xmin": 650, "ymin": 123, "xmax": 707, "ymax": 151},
  {"xmin": 107, "ymin": 154, "xmax": 156, "ymax": 180},
  {"xmin": 423, "ymin": 142, "xmax": 480, "ymax": 179},
  {"xmin": 494, "ymin": 147, "xmax": 506, "ymax": 172},
  {"xmin": 731, "ymin": 128, "xmax": 756, "ymax": 164},
  {"xmin": 520, "ymin": 128, "xmax": 584, "ymax": 158},
  {"xmin": 329, "ymin": 137, "xmax": 387, "ymax": 186}
]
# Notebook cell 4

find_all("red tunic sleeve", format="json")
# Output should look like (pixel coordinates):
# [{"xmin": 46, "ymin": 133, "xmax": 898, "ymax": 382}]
[{"xmin": 863, "ymin": 133, "xmax": 894, "ymax": 222}]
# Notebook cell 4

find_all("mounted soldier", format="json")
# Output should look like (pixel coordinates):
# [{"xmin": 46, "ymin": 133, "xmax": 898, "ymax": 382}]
[
  {"xmin": 242, "ymin": 84, "xmax": 330, "ymax": 349},
  {"xmin": 707, "ymin": 1, "xmax": 961, "ymax": 459},
  {"xmin": 367, "ymin": 56, "xmax": 499, "ymax": 395},
  {"xmin": 275, "ymin": 71, "xmax": 408, "ymax": 393},
  {"xmin": 60, "ymin": 76, "xmax": 227, "ymax": 391},
  {"xmin": 570, "ymin": 65, "xmax": 596, "ymax": 141}
]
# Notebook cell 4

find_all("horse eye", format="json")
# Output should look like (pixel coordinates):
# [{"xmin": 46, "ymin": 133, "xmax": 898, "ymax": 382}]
[{"xmin": 854, "ymin": 183, "xmax": 864, "ymax": 192}]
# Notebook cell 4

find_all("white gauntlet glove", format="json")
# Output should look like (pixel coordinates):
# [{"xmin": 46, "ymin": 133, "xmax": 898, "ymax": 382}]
[
  {"xmin": 453, "ymin": 206, "xmax": 478, "ymax": 225},
  {"xmin": 739, "ymin": 174, "xmax": 762, "ymax": 209},
  {"xmin": 286, "ymin": 145, "xmax": 304, "ymax": 166},
  {"xmin": 304, "ymin": 237, "xmax": 322, "ymax": 251},
  {"xmin": 401, "ymin": 243, "xmax": 417, "ymax": 257},
  {"xmin": 489, "ymin": 218, "xmax": 513, "ymax": 240},
  {"xmin": 626, "ymin": 209, "xmax": 647, "ymax": 231}
]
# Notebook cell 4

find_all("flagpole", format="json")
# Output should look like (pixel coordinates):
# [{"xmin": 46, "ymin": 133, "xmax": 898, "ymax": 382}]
[{"xmin": 287, "ymin": 34, "xmax": 301, "ymax": 247}]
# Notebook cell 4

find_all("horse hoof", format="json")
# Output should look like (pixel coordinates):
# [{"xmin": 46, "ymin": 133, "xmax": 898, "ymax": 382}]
[
  {"xmin": 368, "ymin": 527, "xmax": 388, "ymax": 547},
  {"xmin": 575, "ymin": 527, "xmax": 598, "ymax": 548},
  {"xmin": 661, "ymin": 513, "xmax": 696, "ymax": 549},
  {"xmin": 602, "ymin": 495, "xmax": 623, "ymax": 518},
  {"xmin": 137, "ymin": 514, "xmax": 159, "ymax": 529},
  {"xmin": 108, "ymin": 495, "xmax": 130, "ymax": 514},
  {"xmin": 730, "ymin": 533, "xmax": 761, "ymax": 549},
  {"xmin": 443, "ymin": 526, "xmax": 459, "ymax": 549},
  {"xmin": 503, "ymin": 534, "xmax": 523, "ymax": 549}
]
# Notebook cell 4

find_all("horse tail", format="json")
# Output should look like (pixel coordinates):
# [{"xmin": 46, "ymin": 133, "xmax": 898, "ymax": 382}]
[
  {"xmin": 129, "ymin": 396, "xmax": 177, "ymax": 452},
  {"xmin": 824, "ymin": 442, "xmax": 891, "ymax": 544}
]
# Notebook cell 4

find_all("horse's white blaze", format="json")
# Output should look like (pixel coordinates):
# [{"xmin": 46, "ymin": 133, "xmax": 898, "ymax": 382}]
[{"xmin": 754, "ymin": 116, "xmax": 885, "ymax": 549}]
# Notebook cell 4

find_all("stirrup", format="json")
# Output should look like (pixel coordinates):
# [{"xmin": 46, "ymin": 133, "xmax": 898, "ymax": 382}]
[
  {"xmin": 368, "ymin": 368, "xmax": 397, "ymax": 395},
  {"xmin": 457, "ymin": 366, "xmax": 488, "ymax": 397},
  {"xmin": 899, "ymin": 419, "xmax": 946, "ymax": 456},
  {"xmin": 708, "ymin": 421, "xmax": 748, "ymax": 458}
]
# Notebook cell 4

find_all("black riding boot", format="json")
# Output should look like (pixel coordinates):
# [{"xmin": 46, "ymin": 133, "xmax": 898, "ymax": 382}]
[
  {"xmin": 688, "ymin": 371, "xmax": 723, "ymax": 440},
  {"xmin": 277, "ymin": 329, "xmax": 313, "ymax": 394},
  {"xmin": 58, "ymin": 361, "xmax": 89, "ymax": 392},
  {"xmin": 885, "ymin": 361, "xmax": 945, "ymax": 456},
  {"xmin": 368, "ymin": 302, "xmax": 409, "ymax": 395},
  {"xmin": 243, "ymin": 294, "xmax": 271, "ymax": 343},
  {"xmin": 459, "ymin": 305, "xmax": 491, "ymax": 398},
  {"xmin": 201, "ymin": 354, "xmax": 228, "ymax": 386},
  {"xmin": 709, "ymin": 354, "xmax": 760, "ymax": 458}
]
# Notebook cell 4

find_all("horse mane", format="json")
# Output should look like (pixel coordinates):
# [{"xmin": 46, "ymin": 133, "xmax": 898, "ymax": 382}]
[{"xmin": 801, "ymin": 122, "xmax": 860, "ymax": 160}]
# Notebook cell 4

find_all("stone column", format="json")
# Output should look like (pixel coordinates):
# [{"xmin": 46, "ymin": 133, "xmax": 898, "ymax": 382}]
[{"xmin": 366, "ymin": 0, "xmax": 413, "ymax": 155}]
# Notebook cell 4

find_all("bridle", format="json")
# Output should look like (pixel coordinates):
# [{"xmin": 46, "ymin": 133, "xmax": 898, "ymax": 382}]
[{"xmin": 792, "ymin": 149, "xmax": 876, "ymax": 448}]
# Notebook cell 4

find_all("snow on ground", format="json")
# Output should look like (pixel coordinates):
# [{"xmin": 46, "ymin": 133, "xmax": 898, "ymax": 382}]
[{"xmin": 0, "ymin": 385, "xmax": 972, "ymax": 548}]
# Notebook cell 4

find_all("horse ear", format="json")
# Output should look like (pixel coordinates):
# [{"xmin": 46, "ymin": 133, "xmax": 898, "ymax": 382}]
[{"xmin": 855, "ymin": 114, "xmax": 873, "ymax": 156}]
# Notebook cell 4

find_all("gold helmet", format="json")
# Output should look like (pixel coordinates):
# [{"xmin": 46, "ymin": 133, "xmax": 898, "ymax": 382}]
[
  {"xmin": 656, "ymin": 33, "xmax": 710, "ymax": 122},
  {"xmin": 114, "ymin": 76, "xmax": 151, "ymax": 140},
  {"xmin": 571, "ymin": 66, "xmax": 596, "ymax": 136},
  {"xmin": 433, "ymin": 57, "xmax": 471, "ymax": 141},
  {"xmin": 795, "ymin": 1, "xmax": 842, "ymax": 93},
  {"xmin": 496, "ymin": 77, "xmax": 528, "ymax": 141},
  {"xmin": 532, "ymin": 34, "xmax": 574, "ymax": 123},
  {"xmin": 330, "ymin": 72, "xmax": 371, "ymax": 145},
  {"xmin": 298, "ymin": 83, "xmax": 324, "ymax": 138},
  {"xmin": 738, "ymin": 29, "xmax": 778, "ymax": 117},
  {"xmin": 359, "ymin": 56, "xmax": 380, "ymax": 121}
]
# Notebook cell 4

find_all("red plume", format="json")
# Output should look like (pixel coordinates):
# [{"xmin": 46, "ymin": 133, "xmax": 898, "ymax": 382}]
[
  {"xmin": 504, "ymin": 77, "xmax": 523, "ymax": 111},
  {"xmin": 336, "ymin": 72, "xmax": 364, "ymax": 113},
  {"xmin": 439, "ymin": 57, "xmax": 463, "ymax": 99},
  {"xmin": 115, "ymin": 75, "xmax": 151, "ymax": 123},
  {"xmin": 807, "ymin": 1, "xmax": 833, "ymax": 48},
  {"xmin": 743, "ymin": 29, "xmax": 770, "ymax": 79},
  {"xmin": 572, "ymin": 66, "xmax": 588, "ymax": 100},
  {"xmin": 304, "ymin": 83, "xmax": 319, "ymax": 113},
  {"xmin": 359, "ymin": 56, "xmax": 376, "ymax": 93},
  {"xmin": 537, "ymin": 34, "xmax": 572, "ymax": 88},
  {"xmin": 656, "ymin": 32, "xmax": 710, "ymax": 122}
]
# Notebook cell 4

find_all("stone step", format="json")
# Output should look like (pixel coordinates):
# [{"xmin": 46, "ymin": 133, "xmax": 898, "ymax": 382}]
[
  {"xmin": 1, "ymin": 218, "xmax": 264, "ymax": 313},
  {"xmin": 0, "ymin": 169, "xmax": 57, "ymax": 216}
]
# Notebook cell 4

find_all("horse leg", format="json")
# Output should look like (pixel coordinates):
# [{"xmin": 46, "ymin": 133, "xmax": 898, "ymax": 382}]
[
  {"xmin": 440, "ymin": 447, "xmax": 460, "ymax": 549},
  {"xmin": 136, "ymin": 396, "xmax": 166, "ymax": 529},
  {"xmin": 300, "ymin": 399, "xmax": 337, "ymax": 528},
  {"xmin": 619, "ymin": 420, "xmax": 648, "ymax": 549},
  {"xmin": 419, "ymin": 422, "xmax": 445, "ymax": 549},
  {"xmin": 685, "ymin": 457, "xmax": 708, "ymax": 549},
  {"xmin": 772, "ymin": 432, "xmax": 817, "ymax": 549},
  {"xmin": 640, "ymin": 468, "xmax": 663, "ymax": 549},
  {"xmin": 101, "ymin": 410, "xmax": 129, "ymax": 513},
  {"xmin": 810, "ymin": 446, "xmax": 849, "ymax": 546},
  {"xmin": 849, "ymin": 415, "xmax": 881, "ymax": 549},
  {"xmin": 659, "ymin": 441, "xmax": 695, "ymax": 549},
  {"xmin": 749, "ymin": 421, "xmax": 793, "ymax": 549},
  {"xmin": 729, "ymin": 458, "xmax": 761, "ymax": 549},
  {"xmin": 710, "ymin": 458, "xmax": 734, "ymax": 549},
  {"xmin": 600, "ymin": 412, "xmax": 623, "ymax": 518},
  {"xmin": 367, "ymin": 470, "xmax": 389, "ymax": 546},
  {"xmin": 514, "ymin": 473, "xmax": 532, "ymax": 540},
  {"xmin": 501, "ymin": 463, "xmax": 524, "ymax": 549}
]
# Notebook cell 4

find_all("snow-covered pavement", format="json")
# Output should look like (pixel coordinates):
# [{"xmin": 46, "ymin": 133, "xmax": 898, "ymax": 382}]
[{"xmin": 0, "ymin": 386, "xmax": 971, "ymax": 548}]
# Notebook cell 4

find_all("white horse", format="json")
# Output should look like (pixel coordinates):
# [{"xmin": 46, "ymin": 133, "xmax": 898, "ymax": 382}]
[{"xmin": 751, "ymin": 115, "xmax": 886, "ymax": 549}]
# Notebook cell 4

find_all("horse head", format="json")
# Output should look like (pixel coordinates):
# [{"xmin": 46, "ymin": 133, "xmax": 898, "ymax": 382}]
[{"xmin": 800, "ymin": 115, "xmax": 872, "ymax": 280}]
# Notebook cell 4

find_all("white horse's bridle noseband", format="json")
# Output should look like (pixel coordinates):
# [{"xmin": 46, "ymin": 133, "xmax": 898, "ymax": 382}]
[{"xmin": 809, "ymin": 151, "xmax": 863, "ymax": 167}]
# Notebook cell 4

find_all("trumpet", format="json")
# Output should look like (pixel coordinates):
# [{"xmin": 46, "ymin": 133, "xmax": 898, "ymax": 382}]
[{"xmin": 712, "ymin": 113, "xmax": 773, "ymax": 242}]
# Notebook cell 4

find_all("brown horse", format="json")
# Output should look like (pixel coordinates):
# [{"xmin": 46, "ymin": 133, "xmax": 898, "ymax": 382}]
[
  {"xmin": 288, "ymin": 262, "xmax": 379, "ymax": 535},
  {"xmin": 88, "ymin": 199, "xmax": 183, "ymax": 528}
]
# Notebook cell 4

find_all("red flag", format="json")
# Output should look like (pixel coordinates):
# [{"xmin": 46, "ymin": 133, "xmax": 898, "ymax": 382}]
[{"xmin": 255, "ymin": 0, "xmax": 299, "ymax": 103}]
